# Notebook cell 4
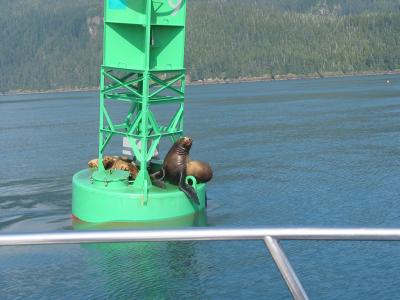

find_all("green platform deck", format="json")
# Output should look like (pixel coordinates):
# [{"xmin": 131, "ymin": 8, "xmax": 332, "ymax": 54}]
[{"xmin": 73, "ymin": 169, "xmax": 206, "ymax": 223}]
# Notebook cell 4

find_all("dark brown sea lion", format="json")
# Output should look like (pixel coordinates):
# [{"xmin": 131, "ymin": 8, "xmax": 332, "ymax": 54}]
[
  {"xmin": 155, "ymin": 137, "xmax": 212, "ymax": 205},
  {"xmin": 88, "ymin": 156, "xmax": 138, "ymax": 180}
]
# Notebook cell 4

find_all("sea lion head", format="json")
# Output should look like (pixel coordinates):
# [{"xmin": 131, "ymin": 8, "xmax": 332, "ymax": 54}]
[
  {"xmin": 88, "ymin": 158, "xmax": 99, "ymax": 168},
  {"xmin": 102, "ymin": 156, "xmax": 116, "ymax": 169},
  {"xmin": 178, "ymin": 137, "xmax": 193, "ymax": 152}
]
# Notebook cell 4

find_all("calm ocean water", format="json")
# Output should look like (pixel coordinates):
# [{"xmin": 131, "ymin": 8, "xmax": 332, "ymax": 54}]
[{"xmin": 0, "ymin": 74, "xmax": 400, "ymax": 299}]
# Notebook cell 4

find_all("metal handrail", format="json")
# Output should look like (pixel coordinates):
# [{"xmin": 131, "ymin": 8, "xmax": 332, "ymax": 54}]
[{"xmin": 2, "ymin": 227, "xmax": 400, "ymax": 300}]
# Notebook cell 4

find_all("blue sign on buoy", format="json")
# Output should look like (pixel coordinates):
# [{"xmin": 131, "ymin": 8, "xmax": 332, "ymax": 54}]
[{"xmin": 109, "ymin": 0, "xmax": 127, "ymax": 10}]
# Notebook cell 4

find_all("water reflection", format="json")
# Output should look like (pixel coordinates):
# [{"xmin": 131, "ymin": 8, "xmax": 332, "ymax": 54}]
[{"xmin": 72, "ymin": 212, "xmax": 208, "ymax": 298}]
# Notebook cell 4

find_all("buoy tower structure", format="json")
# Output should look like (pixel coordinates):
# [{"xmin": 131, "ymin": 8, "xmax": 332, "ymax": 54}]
[{"xmin": 72, "ymin": 0, "xmax": 207, "ymax": 223}]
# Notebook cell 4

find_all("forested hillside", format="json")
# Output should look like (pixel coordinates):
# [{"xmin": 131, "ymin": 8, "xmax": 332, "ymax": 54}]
[{"xmin": 0, "ymin": 0, "xmax": 399, "ymax": 93}]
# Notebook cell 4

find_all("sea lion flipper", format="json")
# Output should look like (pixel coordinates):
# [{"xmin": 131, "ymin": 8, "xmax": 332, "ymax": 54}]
[
  {"xmin": 158, "ymin": 169, "xmax": 166, "ymax": 181},
  {"xmin": 152, "ymin": 179, "xmax": 166, "ymax": 189},
  {"xmin": 150, "ymin": 169, "xmax": 165, "ymax": 181},
  {"xmin": 180, "ymin": 184, "xmax": 200, "ymax": 205},
  {"xmin": 150, "ymin": 169, "xmax": 166, "ymax": 189},
  {"xmin": 178, "ymin": 172, "xmax": 200, "ymax": 205}
]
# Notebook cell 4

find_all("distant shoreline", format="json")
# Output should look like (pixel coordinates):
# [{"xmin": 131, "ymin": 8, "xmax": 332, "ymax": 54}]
[
  {"xmin": 2, "ymin": 69, "xmax": 399, "ymax": 96},
  {"xmin": 189, "ymin": 69, "xmax": 400, "ymax": 85}
]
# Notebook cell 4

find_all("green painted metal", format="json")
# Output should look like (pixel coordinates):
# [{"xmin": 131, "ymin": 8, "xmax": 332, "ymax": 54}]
[
  {"xmin": 103, "ymin": 0, "xmax": 186, "ymax": 71},
  {"xmin": 72, "ymin": 210, "xmax": 208, "ymax": 230},
  {"xmin": 72, "ymin": 0, "xmax": 206, "ymax": 223},
  {"xmin": 72, "ymin": 169, "xmax": 206, "ymax": 223}
]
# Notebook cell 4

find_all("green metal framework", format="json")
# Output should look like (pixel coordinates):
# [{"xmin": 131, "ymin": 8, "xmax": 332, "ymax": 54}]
[{"xmin": 98, "ymin": 0, "xmax": 187, "ymax": 198}]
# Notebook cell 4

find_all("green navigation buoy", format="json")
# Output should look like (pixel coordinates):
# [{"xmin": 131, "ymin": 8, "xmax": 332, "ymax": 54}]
[{"xmin": 72, "ymin": 0, "xmax": 207, "ymax": 223}]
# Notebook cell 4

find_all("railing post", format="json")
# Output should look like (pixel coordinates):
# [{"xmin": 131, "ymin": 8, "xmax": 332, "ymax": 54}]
[{"xmin": 264, "ymin": 236, "xmax": 309, "ymax": 300}]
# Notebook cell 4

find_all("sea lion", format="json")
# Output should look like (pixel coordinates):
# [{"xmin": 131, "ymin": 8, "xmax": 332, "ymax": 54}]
[
  {"xmin": 88, "ymin": 158, "xmax": 98, "ymax": 168},
  {"xmin": 163, "ymin": 137, "xmax": 199, "ymax": 204},
  {"xmin": 88, "ymin": 156, "xmax": 138, "ymax": 180},
  {"xmin": 159, "ymin": 137, "xmax": 213, "ymax": 205},
  {"xmin": 187, "ymin": 160, "xmax": 213, "ymax": 183},
  {"xmin": 111, "ymin": 158, "xmax": 138, "ymax": 180},
  {"xmin": 88, "ymin": 156, "xmax": 114, "ymax": 169}
]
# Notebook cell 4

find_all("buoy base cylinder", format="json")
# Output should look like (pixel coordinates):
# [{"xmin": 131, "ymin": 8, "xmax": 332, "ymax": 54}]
[{"xmin": 72, "ymin": 169, "xmax": 206, "ymax": 223}]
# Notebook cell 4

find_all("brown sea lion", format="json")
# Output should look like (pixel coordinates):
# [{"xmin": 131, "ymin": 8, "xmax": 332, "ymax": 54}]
[
  {"xmin": 88, "ymin": 158, "xmax": 98, "ymax": 168},
  {"xmin": 111, "ymin": 158, "xmax": 138, "ymax": 180},
  {"xmin": 155, "ymin": 137, "xmax": 212, "ymax": 205},
  {"xmin": 88, "ymin": 156, "xmax": 115, "ymax": 169},
  {"xmin": 187, "ymin": 160, "xmax": 213, "ymax": 183},
  {"xmin": 88, "ymin": 156, "xmax": 138, "ymax": 180}
]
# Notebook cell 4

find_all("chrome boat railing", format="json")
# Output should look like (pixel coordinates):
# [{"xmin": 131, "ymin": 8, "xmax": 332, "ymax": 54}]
[{"xmin": 2, "ymin": 227, "xmax": 400, "ymax": 300}]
